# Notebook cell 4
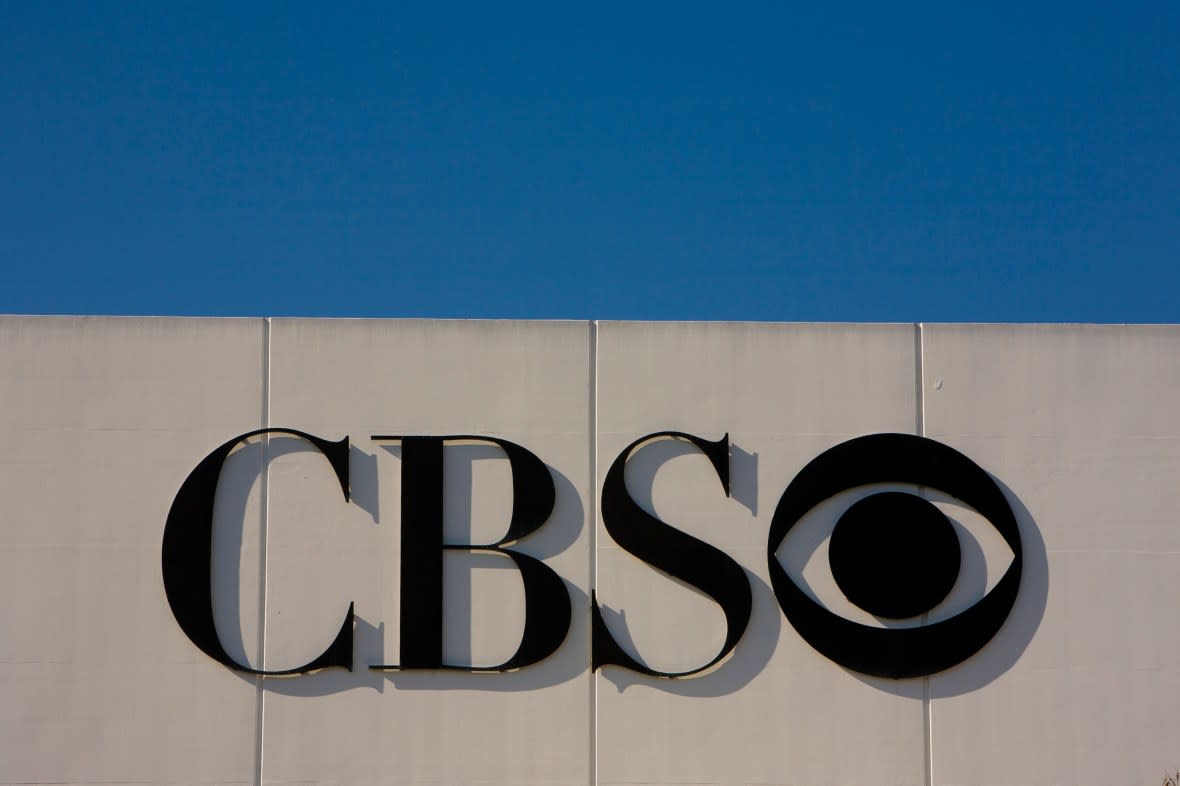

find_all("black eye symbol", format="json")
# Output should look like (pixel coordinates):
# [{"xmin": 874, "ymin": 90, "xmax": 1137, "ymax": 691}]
[{"xmin": 766, "ymin": 433, "xmax": 1023, "ymax": 679}]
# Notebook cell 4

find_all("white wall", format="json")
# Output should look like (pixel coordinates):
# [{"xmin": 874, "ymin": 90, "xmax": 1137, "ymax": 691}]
[{"xmin": 1, "ymin": 318, "xmax": 1178, "ymax": 785}]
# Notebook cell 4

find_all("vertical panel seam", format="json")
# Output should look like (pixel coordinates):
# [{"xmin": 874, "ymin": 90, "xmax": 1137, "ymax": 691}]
[
  {"xmin": 254, "ymin": 317, "xmax": 271, "ymax": 786},
  {"xmin": 917, "ymin": 322, "xmax": 933, "ymax": 786},
  {"xmin": 588, "ymin": 319, "xmax": 598, "ymax": 786}
]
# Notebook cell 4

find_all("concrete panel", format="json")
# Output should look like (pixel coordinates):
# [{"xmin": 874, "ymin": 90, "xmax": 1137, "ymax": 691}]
[
  {"xmin": 594, "ymin": 322, "xmax": 927, "ymax": 786},
  {"xmin": 0, "ymin": 317, "xmax": 264, "ymax": 784},
  {"xmin": 258, "ymin": 319, "xmax": 592, "ymax": 786},
  {"xmin": 923, "ymin": 324, "xmax": 1180, "ymax": 786}
]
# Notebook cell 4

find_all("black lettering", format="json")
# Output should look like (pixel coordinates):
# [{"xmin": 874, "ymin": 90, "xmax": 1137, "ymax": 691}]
[
  {"xmin": 161, "ymin": 428, "xmax": 354, "ymax": 675},
  {"xmin": 592, "ymin": 432, "xmax": 752, "ymax": 678},
  {"xmin": 370, "ymin": 435, "xmax": 571, "ymax": 671}
]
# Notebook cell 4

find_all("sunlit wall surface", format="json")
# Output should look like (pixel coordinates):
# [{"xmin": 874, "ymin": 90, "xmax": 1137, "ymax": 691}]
[{"xmin": 2, "ymin": 318, "xmax": 1178, "ymax": 785}]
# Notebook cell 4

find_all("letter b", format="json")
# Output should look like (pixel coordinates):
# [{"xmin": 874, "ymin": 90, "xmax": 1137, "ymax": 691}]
[{"xmin": 370, "ymin": 435, "xmax": 572, "ymax": 672}]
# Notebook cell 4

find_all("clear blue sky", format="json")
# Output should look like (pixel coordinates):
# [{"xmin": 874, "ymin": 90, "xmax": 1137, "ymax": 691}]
[{"xmin": 2, "ymin": 3, "xmax": 1178, "ymax": 322}]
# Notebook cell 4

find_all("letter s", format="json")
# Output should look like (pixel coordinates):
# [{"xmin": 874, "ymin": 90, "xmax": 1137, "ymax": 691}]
[{"xmin": 592, "ymin": 431, "xmax": 752, "ymax": 678}]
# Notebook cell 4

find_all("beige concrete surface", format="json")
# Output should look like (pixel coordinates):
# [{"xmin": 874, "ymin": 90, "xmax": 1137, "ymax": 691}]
[
  {"xmin": 3, "ymin": 318, "xmax": 1179, "ymax": 786},
  {"xmin": 0, "ymin": 317, "xmax": 264, "ymax": 784}
]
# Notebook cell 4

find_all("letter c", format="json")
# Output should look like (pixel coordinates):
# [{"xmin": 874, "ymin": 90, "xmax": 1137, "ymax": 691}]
[{"xmin": 161, "ymin": 428, "xmax": 354, "ymax": 675}]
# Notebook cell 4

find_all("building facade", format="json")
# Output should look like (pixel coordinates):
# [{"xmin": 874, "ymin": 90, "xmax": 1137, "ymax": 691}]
[{"xmin": 2, "ymin": 317, "xmax": 1179, "ymax": 785}]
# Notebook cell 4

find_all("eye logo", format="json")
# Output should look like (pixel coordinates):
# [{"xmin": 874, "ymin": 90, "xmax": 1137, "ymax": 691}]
[{"xmin": 767, "ymin": 433, "xmax": 1023, "ymax": 679}]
